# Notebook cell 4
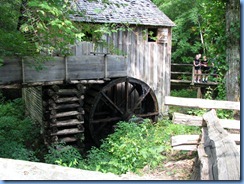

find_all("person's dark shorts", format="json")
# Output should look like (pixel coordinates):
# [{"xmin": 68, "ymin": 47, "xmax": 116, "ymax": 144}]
[
  {"xmin": 202, "ymin": 67, "xmax": 210, "ymax": 73},
  {"xmin": 195, "ymin": 66, "xmax": 201, "ymax": 70}
]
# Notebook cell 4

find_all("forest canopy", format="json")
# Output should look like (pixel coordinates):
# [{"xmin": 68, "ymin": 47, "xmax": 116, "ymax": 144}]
[{"xmin": 152, "ymin": 0, "xmax": 229, "ymax": 63}]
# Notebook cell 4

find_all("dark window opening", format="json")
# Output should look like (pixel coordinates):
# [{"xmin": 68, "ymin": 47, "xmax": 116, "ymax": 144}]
[
  {"xmin": 84, "ymin": 31, "xmax": 93, "ymax": 41},
  {"xmin": 148, "ymin": 28, "xmax": 157, "ymax": 42}
]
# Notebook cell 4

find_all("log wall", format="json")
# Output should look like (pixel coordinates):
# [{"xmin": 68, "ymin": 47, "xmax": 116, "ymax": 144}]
[{"xmin": 22, "ymin": 84, "xmax": 87, "ymax": 146}]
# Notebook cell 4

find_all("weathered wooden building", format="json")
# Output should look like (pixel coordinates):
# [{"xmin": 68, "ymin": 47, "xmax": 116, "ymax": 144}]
[{"xmin": 0, "ymin": 0, "xmax": 175, "ymax": 146}]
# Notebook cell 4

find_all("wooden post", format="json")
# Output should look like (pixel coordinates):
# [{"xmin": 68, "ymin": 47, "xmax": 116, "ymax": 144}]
[
  {"xmin": 64, "ymin": 56, "xmax": 68, "ymax": 82},
  {"xmin": 201, "ymin": 109, "xmax": 240, "ymax": 180},
  {"xmin": 191, "ymin": 65, "xmax": 195, "ymax": 85},
  {"xmin": 104, "ymin": 54, "xmax": 108, "ymax": 80},
  {"xmin": 197, "ymin": 87, "xmax": 202, "ymax": 98},
  {"xmin": 21, "ymin": 58, "xmax": 25, "ymax": 83}
]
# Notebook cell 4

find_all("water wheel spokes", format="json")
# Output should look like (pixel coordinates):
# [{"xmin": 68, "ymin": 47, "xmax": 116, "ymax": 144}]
[{"xmin": 86, "ymin": 77, "xmax": 159, "ymax": 145}]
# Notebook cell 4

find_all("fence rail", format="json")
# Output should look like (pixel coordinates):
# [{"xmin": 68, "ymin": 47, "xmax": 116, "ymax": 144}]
[
  {"xmin": 165, "ymin": 96, "xmax": 240, "ymax": 180},
  {"xmin": 171, "ymin": 63, "xmax": 218, "ymax": 86}
]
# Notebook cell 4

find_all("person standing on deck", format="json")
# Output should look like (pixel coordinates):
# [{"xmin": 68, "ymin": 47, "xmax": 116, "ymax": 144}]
[
  {"xmin": 193, "ymin": 54, "xmax": 202, "ymax": 83},
  {"xmin": 201, "ymin": 55, "xmax": 211, "ymax": 83}
]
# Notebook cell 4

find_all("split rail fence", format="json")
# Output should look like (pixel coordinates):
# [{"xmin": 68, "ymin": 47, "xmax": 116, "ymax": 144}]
[{"xmin": 165, "ymin": 96, "xmax": 240, "ymax": 180}]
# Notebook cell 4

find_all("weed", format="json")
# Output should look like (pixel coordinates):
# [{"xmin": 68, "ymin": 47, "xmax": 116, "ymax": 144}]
[
  {"xmin": 44, "ymin": 142, "xmax": 83, "ymax": 168},
  {"xmin": 0, "ymin": 96, "xmax": 40, "ymax": 161}
]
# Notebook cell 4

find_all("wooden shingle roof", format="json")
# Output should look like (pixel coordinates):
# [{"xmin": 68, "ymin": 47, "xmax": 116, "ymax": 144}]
[{"xmin": 71, "ymin": 0, "xmax": 175, "ymax": 27}]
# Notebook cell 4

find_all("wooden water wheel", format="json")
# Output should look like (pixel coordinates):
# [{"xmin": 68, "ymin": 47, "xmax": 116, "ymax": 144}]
[{"xmin": 84, "ymin": 77, "xmax": 159, "ymax": 145}]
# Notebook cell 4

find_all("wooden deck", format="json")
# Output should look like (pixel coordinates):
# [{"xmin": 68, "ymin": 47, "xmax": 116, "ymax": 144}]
[{"xmin": 170, "ymin": 63, "xmax": 218, "ymax": 87}]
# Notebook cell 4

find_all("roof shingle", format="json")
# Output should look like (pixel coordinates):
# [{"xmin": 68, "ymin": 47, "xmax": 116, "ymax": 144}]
[{"xmin": 71, "ymin": 0, "xmax": 175, "ymax": 27}]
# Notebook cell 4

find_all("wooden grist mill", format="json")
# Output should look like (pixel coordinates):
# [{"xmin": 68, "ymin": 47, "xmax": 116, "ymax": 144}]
[{"xmin": 0, "ymin": 0, "xmax": 175, "ymax": 147}]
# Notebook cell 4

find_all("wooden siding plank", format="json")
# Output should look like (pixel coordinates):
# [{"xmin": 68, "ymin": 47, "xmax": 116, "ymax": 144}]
[
  {"xmin": 67, "ymin": 56, "xmax": 104, "ymax": 79},
  {"xmin": 22, "ymin": 87, "xmax": 43, "ymax": 124},
  {"xmin": 107, "ymin": 55, "xmax": 127, "ymax": 77},
  {"xmin": 153, "ymin": 43, "xmax": 158, "ymax": 90},
  {"xmin": 0, "ymin": 58, "xmax": 22, "ymax": 84},
  {"xmin": 23, "ymin": 57, "xmax": 65, "ymax": 83}
]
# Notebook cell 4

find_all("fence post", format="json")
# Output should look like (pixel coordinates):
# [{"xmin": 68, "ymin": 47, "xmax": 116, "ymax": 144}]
[{"xmin": 191, "ymin": 65, "xmax": 195, "ymax": 85}]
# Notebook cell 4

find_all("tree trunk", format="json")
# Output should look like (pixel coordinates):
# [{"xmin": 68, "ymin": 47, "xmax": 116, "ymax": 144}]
[
  {"xmin": 225, "ymin": 0, "xmax": 240, "ymax": 102},
  {"xmin": 17, "ymin": 0, "xmax": 28, "ymax": 31}
]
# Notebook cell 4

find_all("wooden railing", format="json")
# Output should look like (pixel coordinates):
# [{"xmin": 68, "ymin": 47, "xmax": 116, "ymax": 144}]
[
  {"xmin": 171, "ymin": 63, "xmax": 218, "ymax": 86},
  {"xmin": 165, "ymin": 96, "xmax": 240, "ymax": 180}
]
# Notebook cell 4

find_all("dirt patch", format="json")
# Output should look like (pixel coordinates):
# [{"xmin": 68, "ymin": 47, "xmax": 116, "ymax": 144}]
[{"xmin": 121, "ymin": 157, "xmax": 196, "ymax": 180}]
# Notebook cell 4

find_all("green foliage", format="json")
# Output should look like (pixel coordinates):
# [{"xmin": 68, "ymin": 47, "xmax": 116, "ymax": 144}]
[
  {"xmin": 153, "ymin": 0, "xmax": 226, "ymax": 62},
  {"xmin": 153, "ymin": 0, "xmax": 230, "ymax": 100},
  {"xmin": 0, "ymin": 95, "xmax": 201, "ymax": 175},
  {"xmin": 44, "ymin": 142, "xmax": 82, "ymax": 168},
  {"xmin": 170, "ymin": 88, "xmax": 233, "ymax": 119},
  {"xmin": 0, "ymin": 97, "xmax": 40, "ymax": 161},
  {"xmin": 0, "ymin": 0, "xmax": 38, "ymax": 59},
  {"xmin": 216, "ymin": 109, "xmax": 234, "ymax": 119},
  {"xmin": 19, "ymin": 0, "xmax": 85, "ymax": 56},
  {"xmin": 0, "ymin": 0, "xmax": 131, "ymax": 63},
  {"xmin": 55, "ymin": 158, "xmax": 79, "ymax": 168},
  {"xmin": 170, "ymin": 89, "xmax": 197, "ymax": 98},
  {"xmin": 0, "ymin": 142, "xmax": 39, "ymax": 162},
  {"xmin": 160, "ymin": 119, "xmax": 200, "ymax": 136},
  {"xmin": 80, "ymin": 120, "xmax": 166, "ymax": 174},
  {"xmin": 187, "ymin": 108, "xmax": 207, "ymax": 117},
  {"xmin": 77, "ymin": 119, "xmax": 199, "ymax": 175}
]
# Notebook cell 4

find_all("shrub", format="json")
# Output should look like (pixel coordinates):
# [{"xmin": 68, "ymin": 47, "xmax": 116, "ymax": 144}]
[
  {"xmin": 44, "ymin": 143, "xmax": 83, "ymax": 168},
  {"xmin": 79, "ymin": 118, "xmax": 201, "ymax": 175},
  {"xmin": 0, "ymin": 97, "xmax": 40, "ymax": 161},
  {"xmin": 76, "ymin": 119, "xmax": 200, "ymax": 175},
  {"xmin": 0, "ymin": 142, "xmax": 39, "ymax": 161}
]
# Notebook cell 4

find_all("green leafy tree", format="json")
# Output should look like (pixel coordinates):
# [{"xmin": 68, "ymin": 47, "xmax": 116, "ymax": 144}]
[
  {"xmin": 153, "ymin": 0, "xmax": 226, "ymax": 63},
  {"xmin": 0, "ymin": 0, "xmax": 118, "ymax": 63},
  {"xmin": 18, "ymin": 0, "xmax": 86, "ymax": 56},
  {"xmin": 153, "ymin": 0, "xmax": 240, "ymax": 101}
]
